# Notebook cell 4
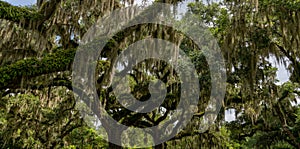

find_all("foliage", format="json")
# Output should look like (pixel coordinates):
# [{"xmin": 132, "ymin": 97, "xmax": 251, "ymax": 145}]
[{"xmin": 0, "ymin": 0, "xmax": 300, "ymax": 148}]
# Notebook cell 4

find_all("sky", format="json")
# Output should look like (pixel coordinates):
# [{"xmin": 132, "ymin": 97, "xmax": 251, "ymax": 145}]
[
  {"xmin": 272, "ymin": 59, "xmax": 290, "ymax": 84},
  {"xmin": 3, "ymin": 0, "xmax": 36, "ymax": 6}
]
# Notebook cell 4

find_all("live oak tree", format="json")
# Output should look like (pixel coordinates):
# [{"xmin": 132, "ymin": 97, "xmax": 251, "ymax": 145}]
[
  {"xmin": 1, "ymin": 0, "xmax": 300, "ymax": 148},
  {"xmin": 0, "ymin": 0, "xmax": 206, "ymax": 148}
]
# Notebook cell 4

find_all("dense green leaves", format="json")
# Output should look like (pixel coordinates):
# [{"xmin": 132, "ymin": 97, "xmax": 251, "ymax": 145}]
[{"xmin": 0, "ymin": 48, "xmax": 76, "ymax": 90}]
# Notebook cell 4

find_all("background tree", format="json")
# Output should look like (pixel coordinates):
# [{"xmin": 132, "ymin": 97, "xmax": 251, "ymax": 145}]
[{"xmin": 186, "ymin": 0, "xmax": 300, "ymax": 148}]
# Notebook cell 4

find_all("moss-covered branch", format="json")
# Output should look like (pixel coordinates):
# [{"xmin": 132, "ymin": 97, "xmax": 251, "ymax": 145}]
[
  {"xmin": 0, "ymin": 1, "xmax": 41, "ymax": 21},
  {"xmin": 0, "ymin": 0, "xmax": 61, "ymax": 30},
  {"xmin": 0, "ymin": 48, "xmax": 76, "ymax": 90}
]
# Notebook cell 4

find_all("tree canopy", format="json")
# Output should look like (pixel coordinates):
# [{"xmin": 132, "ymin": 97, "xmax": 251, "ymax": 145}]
[{"xmin": 0, "ymin": 0, "xmax": 299, "ymax": 148}]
